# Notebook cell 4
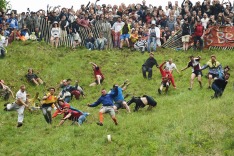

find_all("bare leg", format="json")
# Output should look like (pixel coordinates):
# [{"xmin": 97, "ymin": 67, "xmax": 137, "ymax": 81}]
[
  {"xmin": 197, "ymin": 75, "xmax": 202, "ymax": 88},
  {"xmin": 190, "ymin": 73, "xmax": 196, "ymax": 89}
]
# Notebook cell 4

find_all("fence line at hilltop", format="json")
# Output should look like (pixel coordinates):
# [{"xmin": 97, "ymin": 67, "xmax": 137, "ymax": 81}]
[{"xmin": 35, "ymin": 18, "xmax": 113, "ymax": 48}]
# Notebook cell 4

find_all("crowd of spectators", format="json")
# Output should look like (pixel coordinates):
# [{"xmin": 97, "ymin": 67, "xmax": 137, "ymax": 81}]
[{"xmin": 0, "ymin": 0, "xmax": 234, "ymax": 51}]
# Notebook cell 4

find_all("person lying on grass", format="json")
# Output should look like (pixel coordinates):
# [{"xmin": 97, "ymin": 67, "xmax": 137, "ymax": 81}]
[{"xmin": 58, "ymin": 105, "xmax": 89, "ymax": 126}]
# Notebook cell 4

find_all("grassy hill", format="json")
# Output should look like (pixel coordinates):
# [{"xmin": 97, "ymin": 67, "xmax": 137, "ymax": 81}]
[{"xmin": 0, "ymin": 41, "xmax": 233, "ymax": 156}]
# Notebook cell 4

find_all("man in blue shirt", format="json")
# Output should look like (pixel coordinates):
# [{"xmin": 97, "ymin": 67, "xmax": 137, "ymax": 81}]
[
  {"xmin": 110, "ymin": 81, "xmax": 131, "ymax": 113},
  {"xmin": 87, "ymin": 87, "xmax": 118, "ymax": 126}
]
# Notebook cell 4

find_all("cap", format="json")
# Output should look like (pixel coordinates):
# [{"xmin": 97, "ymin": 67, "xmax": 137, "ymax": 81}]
[
  {"xmin": 151, "ymin": 20, "xmax": 156, "ymax": 25},
  {"xmin": 64, "ymin": 104, "xmax": 70, "ymax": 108}
]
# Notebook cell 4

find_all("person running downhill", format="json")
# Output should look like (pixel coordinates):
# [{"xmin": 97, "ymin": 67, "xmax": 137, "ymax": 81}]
[
  {"xmin": 87, "ymin": 87, "xmax": 118, "ymax": 126},
  {"xmin": 181, "ymin": 56, "xmax": 202, "ymax": 90},
  {"xmin": 158, "ymin": 62, "xmax": 176, "ymax": 94}
]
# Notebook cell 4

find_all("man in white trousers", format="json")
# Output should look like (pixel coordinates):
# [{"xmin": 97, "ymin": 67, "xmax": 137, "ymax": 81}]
[{"xmin": 4, "ymin": 85, "xmax": 28, "ymax": 127}]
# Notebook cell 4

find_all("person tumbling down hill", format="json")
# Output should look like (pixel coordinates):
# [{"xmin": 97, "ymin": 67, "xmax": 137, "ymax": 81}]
[
  {"xmin": 158, "ymin": 62, "xmax": 176, "ymax": 95},
  {"xmin": 89, "ymin": 62, "xmax": 104, "ymax": 86},
  {"xmin": 211, "ymin": 73, "xmax": 230, "ymax": 99},
  {"xmin": 57, "ymin": 105, "xmax": 89, "ymax": 126},
  {"xmin": 52, "ymin": 98, "xmax": 85, "ymax": 118},
  {"xmin": 110, "ymin": 80, "xmax": 131, "ymax": 113},
  {"xmin": 127, "ymin": 95, "xmax": 157, "ymax": 112},
  {"xmin": 87, "ymin": 87, "xmax": 118, "ymax": 126}
]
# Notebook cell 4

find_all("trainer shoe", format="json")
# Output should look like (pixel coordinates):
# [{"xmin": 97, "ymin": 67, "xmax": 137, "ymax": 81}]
[
  {"xmin": 158, "ymin": 89, "xmax": 162, "ymax": 94},
  {"xmin": 4, "ymin": 103, "xmax": 9, "ymax": 107},
  {"xmin": 96, "ymin": 122, "xmax": 103, "ymax": 126},
  {"xmin": 188, "ymin": 88, "xmax": 192, "ymax": 90},
  {"xmin": 17, "ymin": 122, "xmax": 23, "ymax": 127}
]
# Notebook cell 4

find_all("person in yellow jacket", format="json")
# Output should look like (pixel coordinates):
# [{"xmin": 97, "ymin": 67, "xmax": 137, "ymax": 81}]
[
  {"xmin": 201, "ymin": 55, "xmax": 223, "ymax": 89},
  {"xmin": 119, "ymin": 20, "xmax": 131, "ymax": 50},
  {"xmin": 41, "ymin": 87, "xmax": 57, "ymax": 124}
]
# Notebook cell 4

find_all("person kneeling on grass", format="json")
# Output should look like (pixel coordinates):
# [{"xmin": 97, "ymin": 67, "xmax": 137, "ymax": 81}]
[
  {"xmin": 87, "ymin": 87, "xmax": 118, "ymax": 126},
  {"xmin": 211, "ymin": 73, "xmax": 230, "ymax": 99},
  {"xmin": 158, "ymin": 62, "xmax": 176, "ymax": 94},
  {"xmin": 58, "ymin": 105, "xmax": 89, "ymax": 126}
]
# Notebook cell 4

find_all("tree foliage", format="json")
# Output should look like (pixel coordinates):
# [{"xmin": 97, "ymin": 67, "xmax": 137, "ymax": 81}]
[{"xmin": 0, "ymin": 0, "xmax": 7, "ymax": 10}]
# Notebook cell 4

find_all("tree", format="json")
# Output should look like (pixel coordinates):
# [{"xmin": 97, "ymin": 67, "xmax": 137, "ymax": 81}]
[{"xmin": 0, "ymin": 0, "xmax": 7, "ymax": 10}]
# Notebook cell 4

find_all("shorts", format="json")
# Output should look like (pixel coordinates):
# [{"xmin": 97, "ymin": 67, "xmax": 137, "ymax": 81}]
[
  {"xmin": 95, "ymin": 78, "xmax": 104, "ymax": 84},
  {"xmin": 209, "ymin": 73, "xmax": 219, "ymax": 79},
  {"xmin": 144, "ymin": 95, "xmax": 157, "ymax": 107},
  {"xmin": 182, "ymin": 35, "xmax": 190, "ymax": 42},
  {"xmin": 193, "ymin": 70, "xmax": 202, "ymax": 77},
  {"xmin": 161, "ymin": 81, "xmax": 170, "ymax": 87},
  {"xmin": 115, "ymin": 100, "xmax": 124, "ymax": 109},
  {"xmin": 120, "ymin": 34, "xmax": 130, "ymax": 40},
  {"xmin": 100, "ymin": 106, "xmax": 115, "ymax": 116}
]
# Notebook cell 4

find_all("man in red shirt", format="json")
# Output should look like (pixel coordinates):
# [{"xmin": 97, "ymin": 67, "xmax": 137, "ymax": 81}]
[
  {"xmin": 193, "ymin": 20, "xmax": 204, "ymax": 51},
  {"xmin": 57, "ymin": 105, "xmax": 89, "ymax": 126},
  {"xmin": 158, "ymin": 62, "xmax": 176, "ymax": 94}
]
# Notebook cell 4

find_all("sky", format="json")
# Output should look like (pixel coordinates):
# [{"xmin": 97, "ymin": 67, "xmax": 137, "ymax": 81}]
[{"xmin": 9, "ymin": 0, "xmax": 201, "ymax": 13}]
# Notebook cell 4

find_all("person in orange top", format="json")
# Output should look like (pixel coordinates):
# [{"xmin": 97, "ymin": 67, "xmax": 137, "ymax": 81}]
[
  {"xmin": 158, "ymin": 62, "xmax": 176, "ymax": 95},
  {"xmin": 41, "ymin": 87, "xmax": 57, "ymax": 124}
]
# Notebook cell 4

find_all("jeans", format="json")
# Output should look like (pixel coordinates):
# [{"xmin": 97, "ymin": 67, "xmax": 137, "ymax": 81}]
[
  {"xmin": 42, "ymin": 105, "xmax": 52, "ymax": 124},
  {"xmin": 212, "ymin": 83, "xmax": 223, "ymax": 97},
  {"xmin": 142, "ymin": 66, "xmax": 153, "ymax": 79},
  {"xmin": 86, "ymin": 42, "xmax": 94, "ymax": 50},
  {"xmin": 95, "ymin": 40, "xmax": 105, "ymax": 50},
  {"xmin": 77, "ymin": 113, "xmax": 89, "ymax": 125},
  {"xmin": 194, "ymin": 36, "xmax": 203, "ymax": 50},
  {"xmin": 64, "ymin": 96, "xmax": 71, "ymax": 103},
  {"xmin": 147, "ymin": 37, "xmax": 156, "ymax": 52},
  {"xmin": 7, "ymin": 103, "xmax": 25, "ymax": 123}
]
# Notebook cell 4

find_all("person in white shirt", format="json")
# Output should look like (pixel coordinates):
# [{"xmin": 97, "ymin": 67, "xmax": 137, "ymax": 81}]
[
  {"xmin": 147, "ymin": 20, "xmax": 161, "ymax": 52},
  {"xmin": 50, "ymin": 22, "xmax": 60, "ymax": 48},
  {"xmin": 165, "ymin": 58, "xmax": 180, "ymax": 74},
  {"xmin": 4, "ymin": 85, "xmax": 28, "ymax": 127},
  {"xmin": 111, "ymin": 17, "xmax": 124, "ymax": 48},
  {"xmin": 201, "ymin": 13, "xmax": 209, "ymax": 29}
]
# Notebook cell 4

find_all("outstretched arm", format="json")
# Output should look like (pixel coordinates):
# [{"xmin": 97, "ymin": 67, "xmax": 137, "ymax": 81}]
[
  {"xmin": 89, "ymin": 62, "xmax": 97, "ymax": 67},
  {"xmin": 58, "ymin": 113, "xmax": 72, "ymax": 126}
]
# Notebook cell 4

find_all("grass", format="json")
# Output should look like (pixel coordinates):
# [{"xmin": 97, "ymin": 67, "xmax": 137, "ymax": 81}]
[{"xmin": 0, "ymin": 41, "xmax": 233, "ymax": 156}]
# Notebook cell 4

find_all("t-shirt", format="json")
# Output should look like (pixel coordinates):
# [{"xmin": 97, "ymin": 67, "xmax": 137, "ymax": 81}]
[
  {"xmin": 165, "ymin": 62, "xmax": 177, "ymax": 71},
  {"xmin": 64, "ymin": 109, "xmax": 83, "ymax": 119},
  {"xmin": 16, "ymin": 90, "xmax": 27, "ymax": 103},
  {"xmin": 187, "ymin": 58, "xmax": 201, "ymax": 72}
]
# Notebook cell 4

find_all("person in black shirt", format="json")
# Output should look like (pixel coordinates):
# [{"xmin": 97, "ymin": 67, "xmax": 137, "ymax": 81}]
[
  {"xmin": 142, "ymin": 52, "xmax": 159, "ymax": 80},
  {"xmin": 211, "ymin": 73, "xmax": 230, "ymax": 99}
]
